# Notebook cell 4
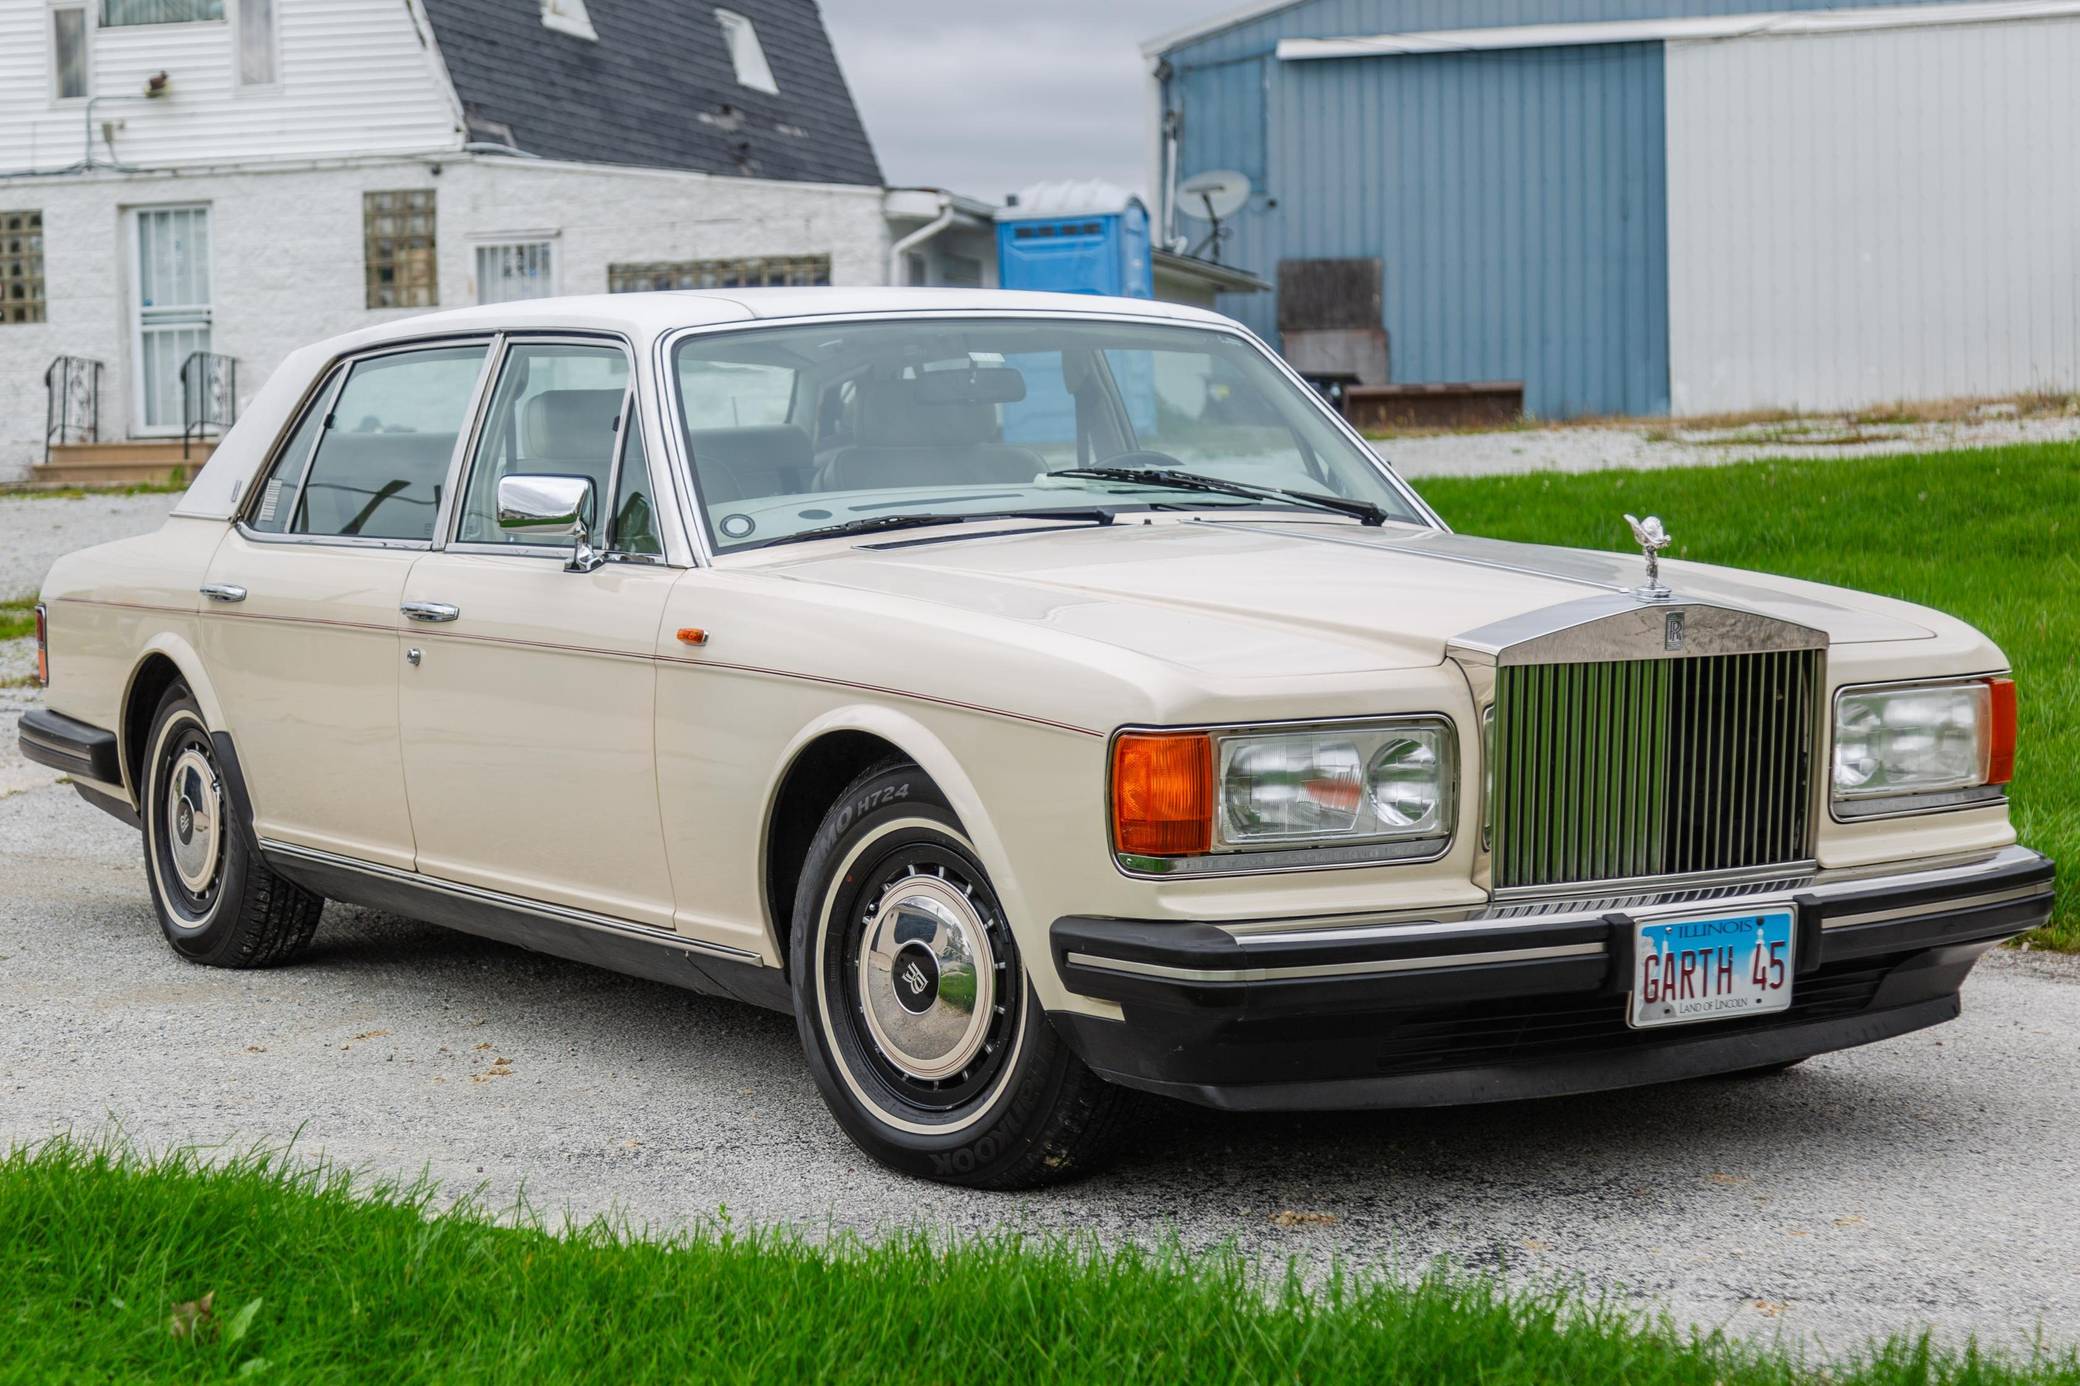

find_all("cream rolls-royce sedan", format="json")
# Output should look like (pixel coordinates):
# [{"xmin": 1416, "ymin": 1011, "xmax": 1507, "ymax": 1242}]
[{"xmin": 17, "ymin": 290, "xmax": 2054, "ymax": 1186}]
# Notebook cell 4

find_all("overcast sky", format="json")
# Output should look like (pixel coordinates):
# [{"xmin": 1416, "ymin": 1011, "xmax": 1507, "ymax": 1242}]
[{"xmin": 819, "ymin": 0, "xmax": 1219, "ymax": 203}]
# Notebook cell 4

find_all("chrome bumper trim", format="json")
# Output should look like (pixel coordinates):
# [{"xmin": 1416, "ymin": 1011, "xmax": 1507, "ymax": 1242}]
[
  {"xmin": 1223, "ymin": 846, "xmax": 2043, "ymax": 946},
  {"xmin": 1821, "ymin": 881, "xmax": 2051, "ymax": 931},
  {"xmin": 1064, "ymin": 940, "xmax": 1605, "ymax": 985}
]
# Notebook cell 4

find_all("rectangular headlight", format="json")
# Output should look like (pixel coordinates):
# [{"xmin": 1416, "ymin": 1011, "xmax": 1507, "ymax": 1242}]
[
  {"xmin": 1111, "ymin": 718, "xmax": 1457, "ymax": 874},
  {"xmin": 1832, "ymin": 677, "xmax": 2014, "ymax": 816}
]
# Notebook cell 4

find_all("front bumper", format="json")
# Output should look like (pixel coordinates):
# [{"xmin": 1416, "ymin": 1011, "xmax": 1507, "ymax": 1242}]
[{"xmin": 1049, "ymin": 845, "xmax": 2055, "ymax": 1110}]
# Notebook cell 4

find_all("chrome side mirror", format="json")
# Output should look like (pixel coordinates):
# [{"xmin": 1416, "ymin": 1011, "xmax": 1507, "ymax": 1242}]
[{"xmin": 496, "ymin": 474, "xmax": 604, "ymax": 573}]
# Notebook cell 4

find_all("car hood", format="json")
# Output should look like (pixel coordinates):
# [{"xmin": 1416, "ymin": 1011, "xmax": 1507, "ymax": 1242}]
[{"xmin": 762, "ymin": 519, "xmax": 1935, "ymax": 676}]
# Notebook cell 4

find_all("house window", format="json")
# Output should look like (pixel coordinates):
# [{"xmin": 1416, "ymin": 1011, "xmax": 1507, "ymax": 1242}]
[
  {"xmin": 475, "ymin": 241, "xmax": 555, "ymax": 304},
  {"xmin": 100, "ymin": 0, "xmax": 223, "ymax": 26},
  {"xmin": 364, "ymin": 190, "xmax": 438, "ymax": 309},
  {"xmin": 714, "ymin": 9, "xmax": 778, "ymax": 95},
  {"xmin": 540, "ymin": 0, "xmax": 597, "ymax": 40},
  {"xmin": 52, "ymin": 7, "xmax": 90, "ymax": 100},
  {"xmin": 237, "ymin": 0, "xmax": 275, "ymax": 85},
  {"xmin": 607, "ymin": 254, "xmax": 829, "ymax": 293},
  {"xmin": 2, "ymin": 212, "xmax": 47, "ymax": 325}
]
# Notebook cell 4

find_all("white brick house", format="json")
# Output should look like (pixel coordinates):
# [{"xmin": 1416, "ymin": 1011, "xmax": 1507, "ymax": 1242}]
[{"xmin": 0, "ymin": 0, "xmax": 995, "ymax": 482}]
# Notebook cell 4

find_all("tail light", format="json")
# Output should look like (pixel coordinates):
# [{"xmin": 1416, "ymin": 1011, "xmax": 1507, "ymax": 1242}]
[
  {"xmin": 34, "ymin": 603, "xmax": 49, "ymax": 687},
  {"xmin": 1986, "ymin": 676, "xmax": 2017, "ymax": 785}
]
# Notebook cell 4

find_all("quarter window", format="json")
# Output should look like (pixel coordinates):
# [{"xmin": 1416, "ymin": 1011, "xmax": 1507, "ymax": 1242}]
[
  {"xmin": 714, "ymin": 9, "xmax": 778, "ymax": 94},
  {"xmin": 364, "ymin": 190, "xmax": 438, "ymax": 309},
  {"xmin": 254, "ymin": 345, "xmax": 489, "ymax": 542},
  {"xmin": 606, "ymin": 254, "xmax": 828, "ymax": 293},
  {"xmin": 1, "ymin": 212, "xmax": 46, "ymax": 325},
  {"xmin": 100, "ymin": 0, "xmax": 221, "ymax": 24},
  {"xmin": 474, "ymin": 241, "xmax": 554, "ymax": 304},
  {"xmin": 453, "ymin": 343, "xmax": 631, "ymax": 549},
  {"xmin": 53, "ymin": 7, "xmax": 89, "ymax": 100},
  {"xmin": 608, "ymin": 409, "xmax": 663, "ymax": 557}
]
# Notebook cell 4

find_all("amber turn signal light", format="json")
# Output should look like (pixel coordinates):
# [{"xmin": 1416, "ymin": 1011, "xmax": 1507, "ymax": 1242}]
[
  {"xmin": 33, "ymin": 603, "xmax": 48, "ymax": 688},
  {"xmin": 1986, "ymin": 676, "xmax": 2017, "ymax": 785},
  {"xmin": 1112, "ymin": 732, "xmax": 1213, "ymax": 856}
]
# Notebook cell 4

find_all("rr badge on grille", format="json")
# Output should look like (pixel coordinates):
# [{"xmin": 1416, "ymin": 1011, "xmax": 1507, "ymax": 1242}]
[
  {"xmin": 1665, "ymin": 611, "xmax": 1685, "ymax": 651},
  {"xmin": 1624, "ymin": 513, "xmax": 1674, "ymax": 601}
]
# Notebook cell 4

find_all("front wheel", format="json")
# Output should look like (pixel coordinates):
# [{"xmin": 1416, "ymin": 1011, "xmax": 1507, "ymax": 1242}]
[
  {"xmin": 790, "ymin": 761, "xmax": 1131, "ymax": 1187},
  {"xmin": 141, "ymin": 685, "xmax": 325, "ymax": 967}
]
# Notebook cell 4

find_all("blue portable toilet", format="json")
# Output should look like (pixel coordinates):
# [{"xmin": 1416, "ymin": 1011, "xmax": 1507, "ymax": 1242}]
[{"xmin": 995, "ymin": 180, "xmax": 1152, "ymax": 299}]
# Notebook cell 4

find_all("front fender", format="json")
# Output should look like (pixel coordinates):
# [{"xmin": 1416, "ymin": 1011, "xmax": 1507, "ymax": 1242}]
[{"xmin": 764, "ymin": 703, "xmax": 1024, "ymax": 931}]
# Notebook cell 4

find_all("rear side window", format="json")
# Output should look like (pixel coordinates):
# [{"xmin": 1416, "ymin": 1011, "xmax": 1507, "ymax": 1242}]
[{"xmin": 250, "ymin": 345, "xmax": 489, "ymax": 542}]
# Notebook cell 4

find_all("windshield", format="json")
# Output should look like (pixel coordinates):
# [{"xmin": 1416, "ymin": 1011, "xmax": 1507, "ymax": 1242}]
[{"xmin": 669, "ymin": 317, "xmax": 1425, "ymax": 551}]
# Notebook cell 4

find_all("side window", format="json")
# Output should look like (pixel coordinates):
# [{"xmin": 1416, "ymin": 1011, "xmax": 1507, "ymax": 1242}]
[
  {"xmin": 607, "ymin": 416, "xmax": 663, "ymax": 557},
  {"xmin": 269, "ymin": 345, "xmax": 489, "ymax": 542},
  {"xmin": 454, "ymin": 342, "xmax": 630, "ymax": 547},
  {"xmin": 246, "ymin": 370, "xmax": 334, "ymax": 534}
]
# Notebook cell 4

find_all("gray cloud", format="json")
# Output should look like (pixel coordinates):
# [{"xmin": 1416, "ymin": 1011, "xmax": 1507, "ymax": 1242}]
[{"xmin": 819, "ymin": 0, "xmax": 1218, "ymax": 201}]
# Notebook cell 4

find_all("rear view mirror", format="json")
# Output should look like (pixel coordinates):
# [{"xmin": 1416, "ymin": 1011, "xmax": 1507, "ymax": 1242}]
[{"xmin": 915, "ymin": 367, "xmax": 1026, "ymax": 406}]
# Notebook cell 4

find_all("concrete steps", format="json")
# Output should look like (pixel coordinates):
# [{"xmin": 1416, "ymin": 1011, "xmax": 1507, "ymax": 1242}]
[{"xmin": 26, "ymin": 440, "xmax": 213, "ymax": 488}]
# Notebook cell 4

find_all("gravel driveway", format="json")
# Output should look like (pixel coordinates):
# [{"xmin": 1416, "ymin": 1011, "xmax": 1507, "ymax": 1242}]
[
  {"xmin": 0, "ymin": 492, "xmax": 178, "ymax": 600},
  {"xmin": 2, "ymin": 747, "xmax": 2074, "ymax": 1358}
]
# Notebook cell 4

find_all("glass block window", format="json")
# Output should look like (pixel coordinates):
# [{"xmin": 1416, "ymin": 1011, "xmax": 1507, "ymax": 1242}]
[
  {"xmin": 2, "ymin": 212, "xmax": 46, "ymax": 326},
  {"xmin": 365, "ymin": 190, "xmax": 438, "ymax": 309},
  {"xmin": 607, "ymin": 254, "xmax": 829, "ymax": 294},
  {"xmin": 101, "ymin": 0, "xmax": 223, "ymax": 25}
]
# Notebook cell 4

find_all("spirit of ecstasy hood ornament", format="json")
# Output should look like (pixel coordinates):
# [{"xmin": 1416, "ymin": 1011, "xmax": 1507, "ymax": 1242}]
[{"xmin": 1623, "ymin": 513, "xmax": 1673, "ymax": 600}]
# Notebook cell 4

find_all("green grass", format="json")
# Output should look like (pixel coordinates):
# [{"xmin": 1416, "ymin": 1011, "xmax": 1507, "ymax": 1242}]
[
  {"xmin": 1412, "ymin": 441, "xmax": 2080, "ymax": 948},
  {"xmin": 1, "ymin": 595, "xmax": 39, "ymax": 643},
  {"xmin": 4, "ymin": 1135, "xmax": 2075, "ymax": 1384},
  {"xmin": 0, "ymin": 477, "xmax": 189, "ymax": 500}
]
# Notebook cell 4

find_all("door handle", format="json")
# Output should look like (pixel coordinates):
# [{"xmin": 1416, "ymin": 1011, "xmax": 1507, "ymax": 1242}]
[
  {"xmin": 400, "ymin": 601, "xmax": 461, "ymax": 623},
  {"xmin": 200, "ymin": 583, "xmax": 247, "ymax": 603}
]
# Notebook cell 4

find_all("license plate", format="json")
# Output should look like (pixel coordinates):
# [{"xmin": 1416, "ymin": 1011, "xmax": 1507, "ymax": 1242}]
[{"xmin": 1629, "ymin": 908, "xmax": 1795, "ymax": 1029}]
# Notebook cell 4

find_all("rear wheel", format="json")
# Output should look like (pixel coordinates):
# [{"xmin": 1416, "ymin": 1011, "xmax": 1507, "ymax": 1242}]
[
  {"xmin": 141, "ymin": 685, "xmax": 324, "ymax": 967},
  {"xmin": 790, "ymin": 761, "xmax": 1131, "ymax": 1187}
]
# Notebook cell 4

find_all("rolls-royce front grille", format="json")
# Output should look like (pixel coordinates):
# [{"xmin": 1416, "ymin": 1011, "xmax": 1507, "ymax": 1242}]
[{"xmin": 1489, "ymin": 650, "xmax": 1822, "ymax": 890}]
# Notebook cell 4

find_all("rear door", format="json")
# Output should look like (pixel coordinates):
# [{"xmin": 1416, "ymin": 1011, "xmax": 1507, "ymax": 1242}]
[
  {"xmin": 201, "ymin": 340, "xmax": 493, "ymax": 870},
  {"xmin": 396, "ymin": 337, "xmax": 682, "ymax": 926}
]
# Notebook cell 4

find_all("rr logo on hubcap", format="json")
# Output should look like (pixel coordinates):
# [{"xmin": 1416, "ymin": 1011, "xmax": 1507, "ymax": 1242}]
[{"xmin": 891, "ymin": 943, "xmax": 940, "ymax": 1014}]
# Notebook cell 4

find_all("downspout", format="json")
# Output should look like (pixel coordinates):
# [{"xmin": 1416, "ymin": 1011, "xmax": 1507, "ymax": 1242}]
[{"xmin": 887, "ymin": 191, "xmax": 955, "ymax": 287}]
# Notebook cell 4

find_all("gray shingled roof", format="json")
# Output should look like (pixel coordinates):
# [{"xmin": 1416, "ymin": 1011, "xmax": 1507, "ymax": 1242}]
[{"xmin": 419, "ymin": 0, "xmax": 883, "ymax": 186}]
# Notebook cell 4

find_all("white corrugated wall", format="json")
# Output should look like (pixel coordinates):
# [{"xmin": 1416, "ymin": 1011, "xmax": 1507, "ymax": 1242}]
[{"xmin": 1665, "ymin": 18, "xmax": 2080, "ymax": 414}]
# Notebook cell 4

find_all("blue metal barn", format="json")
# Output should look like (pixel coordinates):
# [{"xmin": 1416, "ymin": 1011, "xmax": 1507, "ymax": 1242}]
[{"xmin": 1147, "ymin": 0, "xmax": 2008, "ymax": 419}]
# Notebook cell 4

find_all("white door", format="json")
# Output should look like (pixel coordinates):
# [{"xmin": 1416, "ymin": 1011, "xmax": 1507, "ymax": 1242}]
[{"xmin": 132, "ymin": 206, "xmax": 213, "ymax": 435}]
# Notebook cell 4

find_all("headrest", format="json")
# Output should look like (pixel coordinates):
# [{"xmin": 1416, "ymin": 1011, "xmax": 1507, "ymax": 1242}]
[
  {"xmin": 855, "ymin": 378, "xmax": 999, "ymax": 448},
  {"xmin": 688, "ymin": 424, "xmax": 814, "ymax": 471},
  {"xmin": 521, "ymin": 389, "xmax": 623, "ymax": 459}
]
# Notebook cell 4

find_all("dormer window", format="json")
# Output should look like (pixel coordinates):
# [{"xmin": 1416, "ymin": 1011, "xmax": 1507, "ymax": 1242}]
[
  {"xmin": 540, "ymin": 0, "xmax": 597, "ymax": 41},
  {"xmin": 715, "ymin": 9, "xmax": 778, "ymax": 95}
]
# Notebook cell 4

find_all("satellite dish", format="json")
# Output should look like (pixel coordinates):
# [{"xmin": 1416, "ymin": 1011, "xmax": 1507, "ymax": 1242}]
[{"xmin": 1176, "ymin": 169, "xmax": 1252, "ymax": 221}]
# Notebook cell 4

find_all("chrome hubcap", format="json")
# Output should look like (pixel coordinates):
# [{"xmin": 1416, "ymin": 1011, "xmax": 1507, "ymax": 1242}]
[
  {"xmin": 164, "ymin": 747, "xmax": 222, "ymax": 896},
  {"xmin": 856, "ymin": 869, "xmax": 996, "ymax": 1082}
]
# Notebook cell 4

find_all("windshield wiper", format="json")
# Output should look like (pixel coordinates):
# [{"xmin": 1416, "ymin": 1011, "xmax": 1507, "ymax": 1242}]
[
  {"xmin": 1045, "ymin": 466, "xmax": 1388, "ymax": 527},
  {"xmin": 753, "ymin": 508, "xmax": 1117, "ymax": 550}
]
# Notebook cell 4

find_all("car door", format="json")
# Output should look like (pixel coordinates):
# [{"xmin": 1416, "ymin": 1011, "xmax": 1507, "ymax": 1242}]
[
  {"xmin": 396, "ymin": 337, "xmax": 682, "ymax": 927},
  {"xmin": 201, "ymin": 340, "xmax": 494, "ymax": 871}
]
